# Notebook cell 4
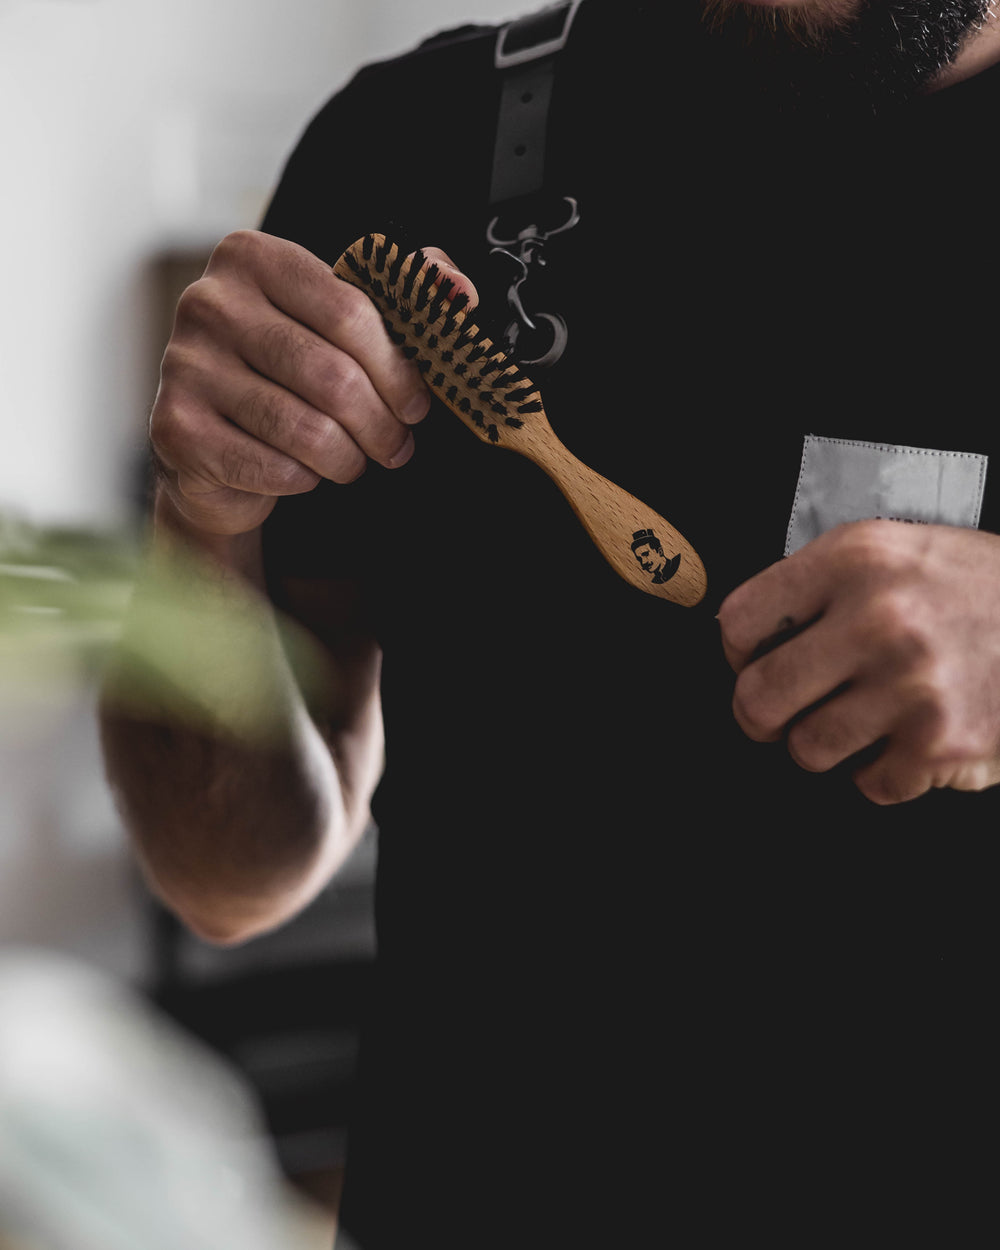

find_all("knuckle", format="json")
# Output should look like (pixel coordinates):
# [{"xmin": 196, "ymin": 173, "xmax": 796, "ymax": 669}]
[
  {"xmin": 220, "ymin": 441, "xmax": 267, "ymax": 493},
  {"xmin": 234, "ymin": 385, "xmax": 284, "ymax": 446},
  {"xmin": 732, "ymin": 666, "xmax": 781, "ymax": 739},
  {"xmin": 175, "ymin": 276, "xmax": 228, "ymax": 332},
  {"xmin": 287, "ymin": 409, "xmax": 365, "ymax": 481},
  {"xmin": 334, "ymin": 280, "xmax": 382, "ymax": 336},
  {"xmin": 285, "ymin": 408, "xmax": 333, "ymax": 460},
  {"xmin": 365, "ymin": 417, "xmax": 411, "ymax": 466},
  {"xmin": 859, "ymin": 589, "xmax": 933, "ymax": 662},
  {"xmin": 716, "ymin": 591, "xmax": 755, "ymax": 656},
  {"xmin": 786, "ymin": 719, "xmax": 830, "ymax": 773},
  {"xmin": 148, "ymin": 395, "xmax": 193, "ymax": 463},
  {"xmin": 328, "ymin": 441, "xmax": 367, "ymax": 484},
  {"xmin": 920, "ymin": 697, "xmax": 988, "ymax": 766},
  {"xmin": 864, "ymin": 597, "xmax": 916, "ymax": 652},
  {"xmin": 208, "ymin": 228, "xmax": 266, "ymax": 272},
  {"xmin": 855, "ymin": 769, "xmax": 903, "ymax": 806},
  {"xmin": 830, "ymin": 519, "xmax": 918, "ymax": 581},
  {"xmin": 257, "ymin": 317, "xmax": 313, "ymax": 372},
  {"xmin": 854, "ymin": 759, "xmax": 928, "ymax": 806},
  {"xmin": 157, "ymin": 340, "xmax": 198, "ymax": 389},
  {"xmin": 218, "ymin": 442, "xmax": 313, "ymax": 496},
  {"xmin": 945, "ymin": 761, "xmax": 995, "ymax": 792}
]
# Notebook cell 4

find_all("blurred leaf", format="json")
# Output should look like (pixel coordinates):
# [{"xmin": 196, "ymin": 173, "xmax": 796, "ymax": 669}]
[{"xmin": 0, "ymin": 511, "xmax": 327, "ymax": 742}]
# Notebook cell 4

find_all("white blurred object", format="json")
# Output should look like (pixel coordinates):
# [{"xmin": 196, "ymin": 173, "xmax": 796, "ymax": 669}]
[{"xmin": 0, "ymin": 950, "xmax": 328, "ymax": 1250}]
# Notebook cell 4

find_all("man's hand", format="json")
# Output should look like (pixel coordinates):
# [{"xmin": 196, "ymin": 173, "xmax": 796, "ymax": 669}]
[
  {"xmin": 150, "ymin": 230, "xmax": 476, "ymax": 536},
  {"xmin": 716, "ymin": 520, "xmax": 1000, "ymax": 805}
]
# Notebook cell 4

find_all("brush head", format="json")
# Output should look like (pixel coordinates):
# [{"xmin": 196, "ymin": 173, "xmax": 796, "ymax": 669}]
[
  {"xmin": 334, "ymin": 233, "xmax": 708, "ymax": 607},
  {"xmin": 334, "ymin": 234, "xmax": 545, "ymax": 447}
]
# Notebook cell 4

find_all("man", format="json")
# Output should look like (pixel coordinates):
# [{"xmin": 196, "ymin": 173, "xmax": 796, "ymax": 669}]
[
  {"xmin": 630, "ymin": 528, "xmax": 681, "ymax": 586},
  {"xmin": 101, "ymin": 3, "xmax": 1000, "ymax": 1244}
]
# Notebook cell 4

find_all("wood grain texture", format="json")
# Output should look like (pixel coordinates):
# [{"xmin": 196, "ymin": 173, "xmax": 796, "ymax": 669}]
[{"xmin": 334, "ymin": 234, "xmax": 707, "ymax": 606}]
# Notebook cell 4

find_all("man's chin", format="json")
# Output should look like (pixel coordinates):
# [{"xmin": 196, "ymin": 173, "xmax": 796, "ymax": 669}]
[{"xmin": 701, "ymin": 0, "xmax": 858, "ymax": 47}]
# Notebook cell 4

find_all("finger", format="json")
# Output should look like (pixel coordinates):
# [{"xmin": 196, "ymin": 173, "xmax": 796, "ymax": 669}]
[
  {"xmin": 417, "ymin": 246, "xmax": 480, "ymax": 309},
  {"xmin": 718, "ymin": 556, "xmax": 834, "ymax": 674},
  {"xmin": 198, "ymin": 347, "xmax": 413, "ymax": 476},
  {"xmin": 731, "ymin": 614, "xmax": 856, "ymax": 742},
  {"xmin": 209, "ymin": 232, "xmax": 431, "ymax": 426},
  {"xmin": 853, "ymin": 707, "xmax": 1000, "ymax": 803},
  {"xmin": 155, "ymin": 394, "xmax": 322, "ymax": 511},
  {"xmin": 851, "ymin": 735, "xmax": 935, "ymax": 806},
  {"xmin": 785, "ymin": 682, "xmax": 894, "ymax": 774}
]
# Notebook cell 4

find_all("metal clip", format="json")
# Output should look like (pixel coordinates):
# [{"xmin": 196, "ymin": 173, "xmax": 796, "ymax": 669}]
[{"xmin": 486, "ymin": 197, "xmax": 580, "ymax": 368}]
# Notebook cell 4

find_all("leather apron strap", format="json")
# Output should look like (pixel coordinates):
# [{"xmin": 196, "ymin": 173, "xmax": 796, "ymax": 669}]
[{"xmin": 488, "ymin": 1, "xmax": 583, "ymax": 208}]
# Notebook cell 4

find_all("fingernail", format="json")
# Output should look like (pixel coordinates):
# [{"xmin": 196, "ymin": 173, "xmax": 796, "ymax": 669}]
[
  {"xmin": 388, "ymin": 432, "xmax": 415, "ymax": 468},
  {"xmin": 403, "ymin": 393, "xmax": 431, "ymax": 425}
]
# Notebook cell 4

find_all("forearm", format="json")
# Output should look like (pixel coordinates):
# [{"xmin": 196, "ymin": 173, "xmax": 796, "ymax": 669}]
[{"xmin": 99, "ymin": 494, "xmax": 381, "ymax": 944}]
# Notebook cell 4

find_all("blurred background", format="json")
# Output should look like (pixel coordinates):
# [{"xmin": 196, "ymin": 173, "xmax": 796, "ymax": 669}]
[{"xmin": 0, "ymin": 2, "xmax": 517, "ymax": 1245}]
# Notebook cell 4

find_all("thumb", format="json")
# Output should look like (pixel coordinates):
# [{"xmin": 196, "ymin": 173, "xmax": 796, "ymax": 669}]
[{"xmin": 416, "ymin": 246, "xmax": 480, "ymax": 310}]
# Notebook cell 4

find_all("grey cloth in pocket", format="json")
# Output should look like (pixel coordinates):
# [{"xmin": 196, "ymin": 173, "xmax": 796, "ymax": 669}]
[{"xmin": 785, "ymin": 435, "xmax": 988, "ymax": 557}]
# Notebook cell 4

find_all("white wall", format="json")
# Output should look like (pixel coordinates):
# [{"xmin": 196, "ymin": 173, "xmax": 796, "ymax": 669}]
[
  {"xmin": 0, "ymin": 0, "xmax": 518, "ymax": 531},
  {"xmin": 0, "ymin": 0, "xmax": 521, "ymax": 978}
]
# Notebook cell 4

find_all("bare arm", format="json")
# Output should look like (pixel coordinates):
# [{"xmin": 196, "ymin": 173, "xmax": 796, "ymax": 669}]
[
  {"xmin": 100, "ymin": 494, "xmax": 383, "ymax": 945},
  {"xmin": 99, "ymin": 230, "xmax": 474, "ymax": 944}
]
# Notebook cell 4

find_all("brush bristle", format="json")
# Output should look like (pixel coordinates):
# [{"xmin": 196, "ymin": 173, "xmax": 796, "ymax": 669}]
[{"xmin": 334, "ymin": 234, "xmax": 543, "ymax": 446}]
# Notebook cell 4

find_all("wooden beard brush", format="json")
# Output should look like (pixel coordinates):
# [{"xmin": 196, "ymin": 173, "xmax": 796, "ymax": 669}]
[{"xmin": 334, "ymin": 234, "xmax": 706, "ymax": 607}]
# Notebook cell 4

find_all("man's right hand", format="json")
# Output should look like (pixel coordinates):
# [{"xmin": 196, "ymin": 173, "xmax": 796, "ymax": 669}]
[{"xmin": 150, "ymin": 229, "xmax": 476, "ymax": 536}]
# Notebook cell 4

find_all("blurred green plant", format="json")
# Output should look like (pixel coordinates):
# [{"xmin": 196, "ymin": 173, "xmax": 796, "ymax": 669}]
[
  {"xmin": 0, "ymin": 511, "xmax": 326, "ymax": 741},
  {"xmin": 0, "ymin": 512, "xmax": 138, "ymax": 688}
]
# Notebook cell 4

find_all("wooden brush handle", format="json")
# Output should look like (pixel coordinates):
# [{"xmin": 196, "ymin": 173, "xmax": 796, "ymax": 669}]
[
  {"xmin": 528, "ymin": 434, "xmax": 707, "ymax": 606},
  {"xmin": 334, "ymin": 234, "xmax": 707, "ymax": 606}
]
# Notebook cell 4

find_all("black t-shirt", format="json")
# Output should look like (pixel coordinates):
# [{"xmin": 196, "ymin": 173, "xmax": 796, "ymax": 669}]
[{"xmin": 261, "ymin": 6, "xmax": 998, "ymax": 1244}]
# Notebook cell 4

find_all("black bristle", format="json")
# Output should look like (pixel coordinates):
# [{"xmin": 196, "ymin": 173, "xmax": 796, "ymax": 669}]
[
  {"xmin": 426, "ymin": 289, "xmax": 448, "ymax": 325},
  {"xmin": 340, "ymin": 238, "xmax": 549, "ymax": 453},
  {"xmin": 498, "ymin": 370, "xmax": 528, "ymax": 387},
  {"xmin": 415, "ymin": 263, "xmax": 439, "ymax": 312},
  {"xmin": 402, "ymin": 251, "xmax": 426, "ymax": 301}
]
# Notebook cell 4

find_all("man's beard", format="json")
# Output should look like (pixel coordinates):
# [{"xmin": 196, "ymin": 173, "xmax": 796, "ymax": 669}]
[{"xmin": 701, "ymin": 0, "xmax": 995, "ymax": 109}]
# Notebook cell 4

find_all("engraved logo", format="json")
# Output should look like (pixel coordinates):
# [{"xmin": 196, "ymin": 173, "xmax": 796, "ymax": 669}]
[{"xmin": 631, "ymin": 529, "xmax": 680, "ymax": 585}]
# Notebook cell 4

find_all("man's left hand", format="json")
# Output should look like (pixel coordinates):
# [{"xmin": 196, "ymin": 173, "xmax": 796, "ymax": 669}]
[{"xmin": 717, "ymin": 519, "xmax": 1000, "ymax": 804}]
